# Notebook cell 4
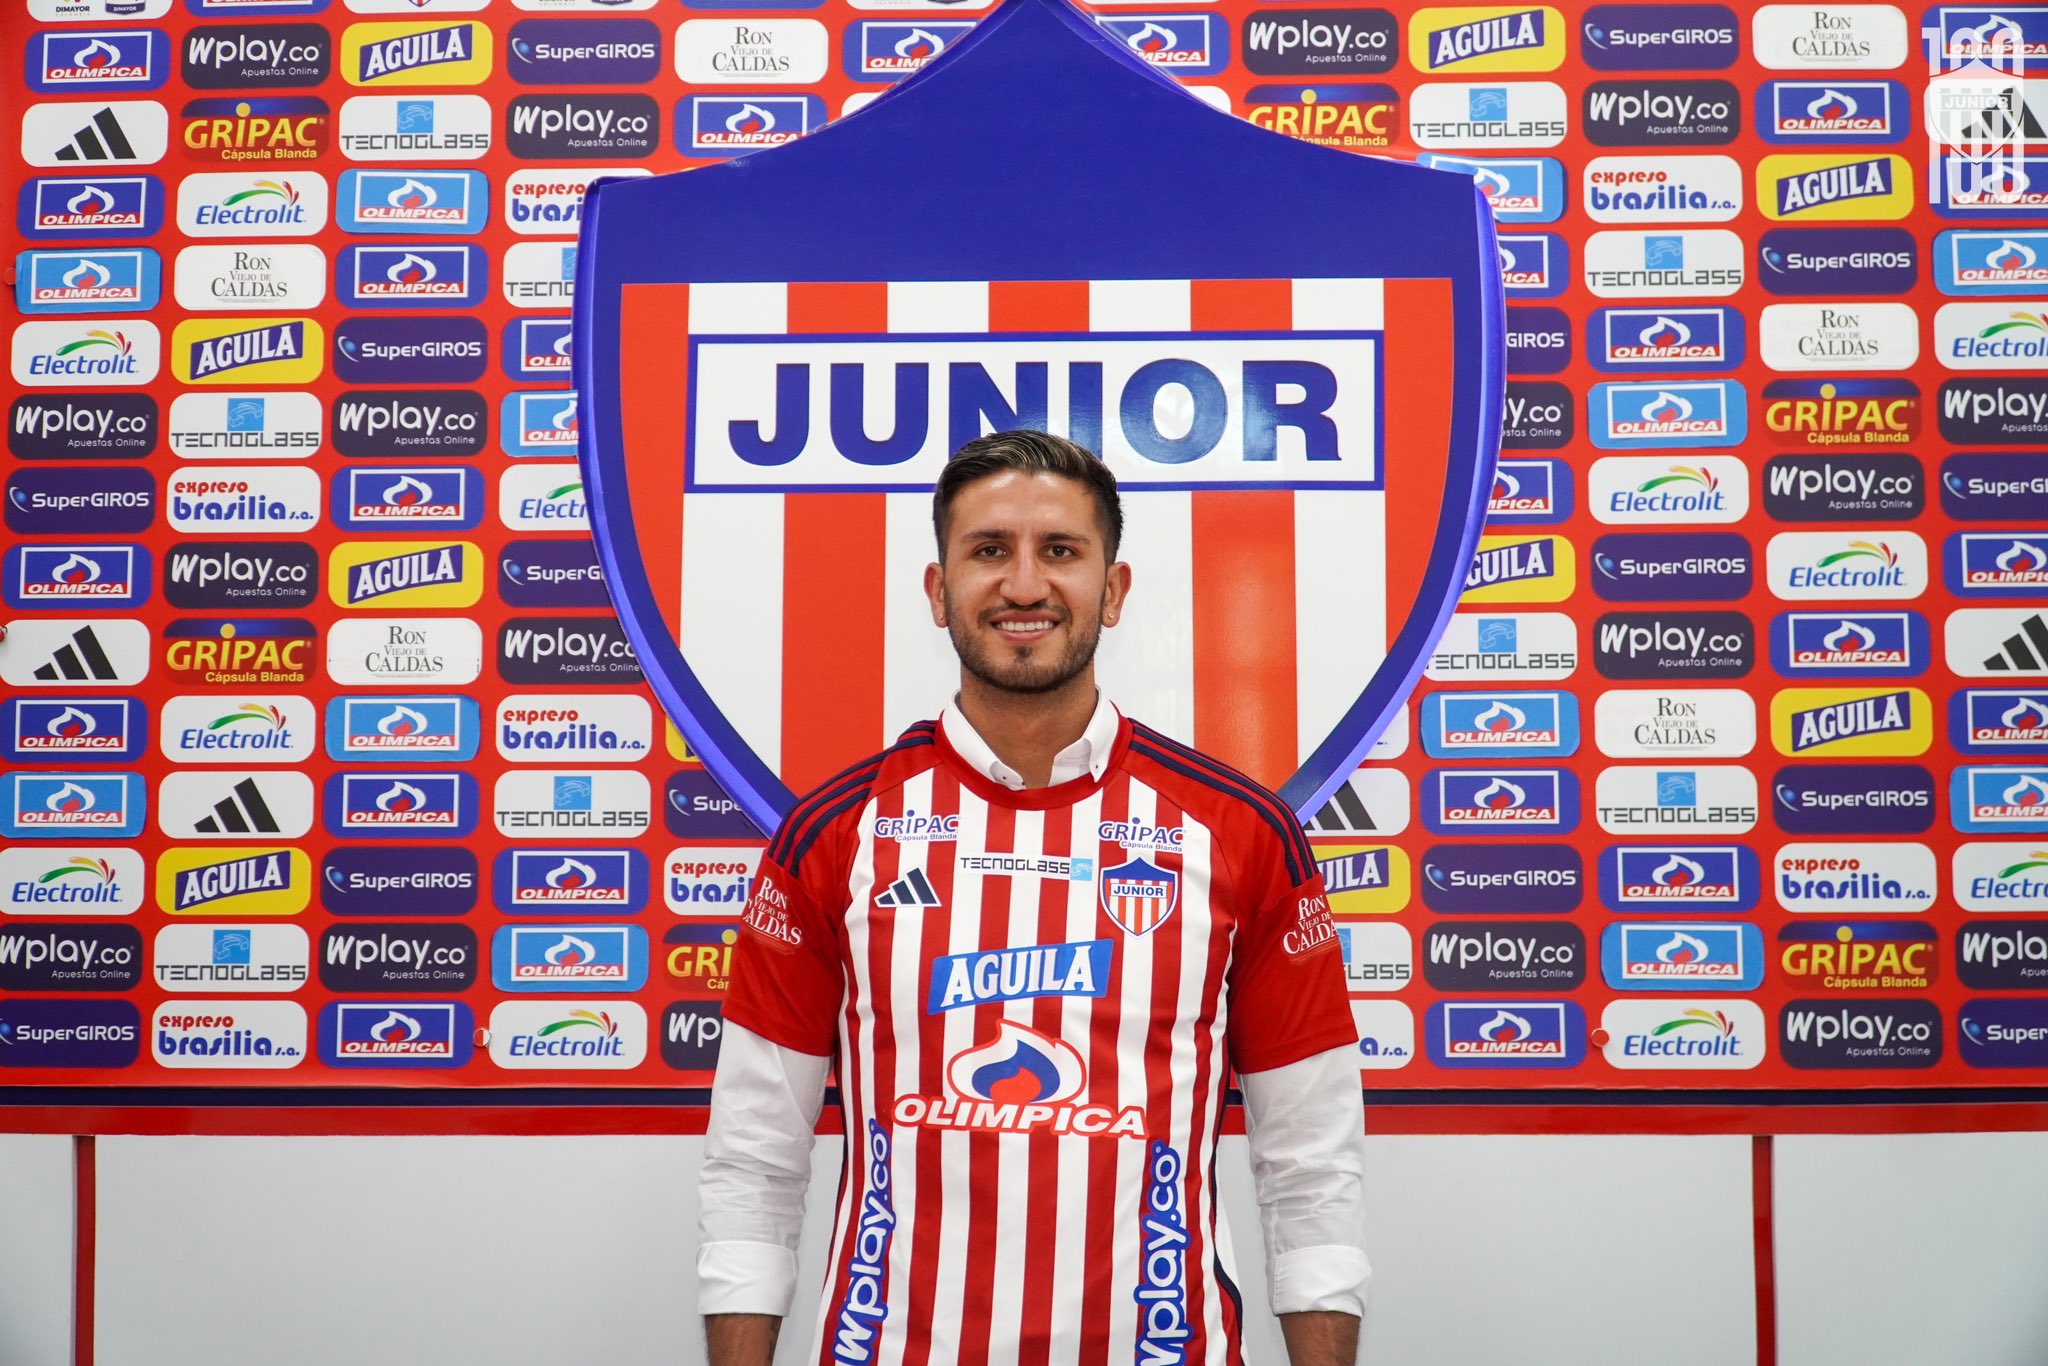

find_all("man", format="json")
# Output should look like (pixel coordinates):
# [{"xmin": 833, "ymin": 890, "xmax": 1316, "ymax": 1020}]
[{"xmin": 698, "ymin": 430, "xmax": 1370, "ymax": 1365}]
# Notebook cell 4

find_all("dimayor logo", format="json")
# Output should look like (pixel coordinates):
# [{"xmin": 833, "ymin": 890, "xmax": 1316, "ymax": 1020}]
[
  {"xmin": 177, "ymin": 171, "xmax": 324, "ymax": 237},
  {"xmin": 1497, "ymin": 233, "xmax": 1568, "ymax": 294},
  {"xmin": 326, "ymin": 696, "xmax": 477, "ymax": 761},
  {"xmin": 171, "ymin": 318, "xmax": 321, "ymax": 384},
  {"xmin": 337, "ymin": 244, "xmax": 486, "ymax": 308},
  {"xmin": 1590, "ymin": 380, "xmax": 1746, "ymax": 448},
  {"xmin": 1588, "ymin": 307, "xmax": 1742, "ymax": 370},
  {"xmin": 1954, "ymin": 690, "xmax": 2048, "ymax": 754},
  {"xmin": 336, "ymin": 169, "xmax": 486, "ymax": 233},
  {"xmin": 1097, "ymin": 15, "xmax": 1231, "ymax": 75},
  {"xmin": 1420, "ymin": 154, "xmax": 1564, "ymax": 223},
  {"xmin": 1759, "ymin": 154, "xmax": 1910, "ymax": 221},
  {"xmin": 1424, "ymin": 767, "xmax": 1577, "ymax": 832},
  {"xmin": 496, "ymin": 849, "xmax": 647, "ymax": 912},
  {"xmin": 1426, "ymin": 1000, "xmax": 1584, "ymax": 1067},
  {"xmin": 1770, "ymin": 687, "xmax": 1930, "ymax": 757},
  {"xmin": 5, "ymin": 543, "xmax": 149, "ymax": 607},
  {"xmin": 1409, "ymin": 6, "xmax": 1563, "ymax": 72},
  {"xmin": 1758, "ymin": 80, "xmax": 1903, "ymax": 144},
  {"xmin": 1937, "ymin": 231, "xmax": 2048, "ymax": 297},
  {"xmin": 493, "ymin": 924, "xmax": 646, "ymax": 992},
  {"xmin": 1460, "ymin": 534, "xmax": 1575, "ymax": 602},
  {"xmin": 1947, "ymin": 532, "xmax": 2048, "ymax": 596},
  {"xmin": 22, "ymin": 175, "xmax": 163, "ymax": 238},
  {"xmin": 327, "ymin": 541, "xmax": 480, "ymax": 610},
  {"xmin": 29, "ymin": 29, "xmax": 170, "ymax": 92},
  {"xmin": 679, "ymin": 95, "xmax": 825, "ymax": 157},
  {"xmin": 1770, "ymin": 611, "xmax": 1926, "ymax": 677},
  {"xmin": 1767, "ymin": 532, "xmax": 1926, "ymax": 600},
  {"xmin": 17, "ymin": 248, "xmax": 160, "ymax": 314},
  {"xmin": 156, "ymin": 847, "xmax": 309, "ymax": 916},
  {"xmin": 342, "ymin": 22, "xmax": 492, "ymax": 86},
  {"xmin": 1955, "ymin": 768, "xmax": 2048, "ymax": 834},
  {"xmin": 2, "ymin": 698, "xmax": 143, "ymax": 762},
  {"xmin": 5, "ymin": 773, "xmax": 143, "ymax": 839},
  {"xmin": 1598, "ymin": 844, "xmax": 1759, "ymax": 911},
  {"xmin": 11, "ymin": 321, "xmax": 160, "ymax": 387},
  {"xmin": 325, "ymin": 772, "xmax": 477, "ymax": 837},
  {"xmin": 319, "ymin": 1002, "xmax": 473, "ymax": 1068},
  {"xmin": 1603, "ymin": 923, "xmax": 1762, "ymax": 990},
  {"xmin": 333, "ymin": 466, "xmax": 481, "ymax": 532},
  {"xmin": 1420, "ymin": 690, "xmax": 1577, "ymax": 758}
]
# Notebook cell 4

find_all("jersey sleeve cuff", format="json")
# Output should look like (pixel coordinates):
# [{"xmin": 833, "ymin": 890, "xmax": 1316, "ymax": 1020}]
[
  {"xmin": 1271, "ymin": 1245, "xmax": 1371, "ymax": 1317},
  {"xmin": 697, "ymin": 1240, "xmax": 801, "ymax": 1317}
]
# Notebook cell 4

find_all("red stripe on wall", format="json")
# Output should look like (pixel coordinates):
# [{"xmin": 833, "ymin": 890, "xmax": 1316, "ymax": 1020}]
[
  {"xmin": 781, "ymin": 283, "xmax": 892, "ymax": 796},
  {"xmin": 618, "ymin": 284, "xmax": 694, "ymax": 642},
  {"xmin": 990, "ymin": 280, "xmax": 1090, "ymax": 334},
  {"xmin": 1187, "ymin": 280, "xmax": 1299, "ymax": 789},
  {"xmin": 1753, "ymin": 1134, "xmax": 1777, "ymax": 1366},
  {"xmin": 73, "ymin": 1134, "xmax": 94, "ymax": 1366},
  {"xmin": 1377, "ymin": 279, "xmax": 1455, "ymax": 642}
]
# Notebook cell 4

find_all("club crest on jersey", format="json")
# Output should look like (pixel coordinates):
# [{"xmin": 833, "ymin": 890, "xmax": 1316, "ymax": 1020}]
[
  {"xmin": 577, "ymin": 0, "xmax": 1498, "ymax": 837},
  {"xmin": 892, "ymin": 1021, "xmax": 1144, "ymax": 1137},
  {"xmin": 1098, "ymin": 856, "xmax": 1178, "ymax": 935}
]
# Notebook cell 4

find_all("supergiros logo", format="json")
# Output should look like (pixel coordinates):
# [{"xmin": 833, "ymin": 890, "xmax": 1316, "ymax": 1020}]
[
  {"xmin": 1410, "ymin": 6, "xmax": 1564, "ymax": 72},
  {"xmin": 171, "ymin": 318, "xmax": 323, "ymax": 385},
  {"xmin": 180, "ymin": 97, "xmax": 329, "ymax": 162},
  {"xmin": 342, "ymin": 22, "xmax": 493, "ymax": 86},
  {"xmin": 1757, "ymin": 154, "xmax": 1912, "ymax": 222},
  {"xmin": 327, "ymin": 541, "xmax": 481, "ymax": 609},
  {"xmin": 1770, "ymin": 687, "xmax": 1931, "ymax": 757},
  {"xmin": 156, "ymin": 846, "xmax": 310, "ymax": 916},
  {"xmin": 1461, "ymin": 534, "xmax": 1576, "ymax": 603}
]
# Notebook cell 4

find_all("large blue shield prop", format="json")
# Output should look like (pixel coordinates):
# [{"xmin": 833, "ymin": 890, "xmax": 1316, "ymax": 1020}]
[{"xmin": 575, "ymin": 0, "xmax": 1503, "ymax": 835}]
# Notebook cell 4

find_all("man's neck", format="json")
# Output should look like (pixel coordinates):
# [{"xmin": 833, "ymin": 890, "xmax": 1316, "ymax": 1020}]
[{"xmin": 954, "ymin": 671, "xmax": 1098, "ymax": 788}]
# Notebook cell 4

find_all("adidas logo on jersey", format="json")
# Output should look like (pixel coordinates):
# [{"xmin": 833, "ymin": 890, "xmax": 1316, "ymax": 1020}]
[{"xmin": 874, "ymin": 867, "xmax": 942, "ymax": 908}]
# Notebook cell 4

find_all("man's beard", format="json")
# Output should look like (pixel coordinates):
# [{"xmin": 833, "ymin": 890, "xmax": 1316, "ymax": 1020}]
[{"xmin": 946, "ymin": 593, "xmax": 1103, "ymax": 696}]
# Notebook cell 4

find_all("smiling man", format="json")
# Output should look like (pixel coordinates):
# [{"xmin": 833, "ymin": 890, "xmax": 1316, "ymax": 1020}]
[{"xmin": 697, "ymin": 429, "xmax": 1370, "ymax": 1366}]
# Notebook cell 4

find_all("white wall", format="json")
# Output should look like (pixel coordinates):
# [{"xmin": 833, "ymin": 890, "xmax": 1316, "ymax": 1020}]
[{"xmin": 2, "ymin": 1130, "xmax": 2046, "ymax": 1366}]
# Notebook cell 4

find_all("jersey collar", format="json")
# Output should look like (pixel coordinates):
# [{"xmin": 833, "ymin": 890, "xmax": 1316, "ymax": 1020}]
[{"xmin": 936, "ymin": 693, "xmax": 1128, "ymax": 808}]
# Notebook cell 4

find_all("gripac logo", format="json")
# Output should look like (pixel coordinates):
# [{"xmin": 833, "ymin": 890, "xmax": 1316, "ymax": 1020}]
[
  {"xmin": 332, "ymin": 465, "xmax": 481, "ymax": 532},
  {"xmin": 1421, "ymin": 154, "xmax": 1562, "ymax": 224},
  {"xmin": 4, "ymin": 542, "xmax": 151, "ymax": 610},
  {"xmin": 1497, "ymin": 233, "xmax": 1568, "ymax": 297},
  {"xmin": 1780, "ymin": 1000, "xmax": 1939, "ymax": 1069},
  {"xmin": 177, "ymin": 96, "xmax": 328, "ymax": 163},
  {"xmin": 1958, "ymin": 922, "xmax": 2048, "ymax": 992},
  {"xmin": 507, "ymin": 18, "xmax": 660, "ymax": 84},
  {"xmin": 500, "ymin": 539, "xmax": 610, "ymax": 608},
  {"xmin": 336, "ymin": 168, "xmax": 487, "ymax": 235},
  {"xmin": 17, "ymin": 247, "xmax": 161, "ymax": 315},
  {"xmin": 29, "ymin": 29, "xmax": 171, "ymax": 92},
  {"xmin": 1486, "ymin": 457, "xmax": 1572, "ymax": 524},
  {"xmin": 1597, "ymin": 843, "xmax": 1760, "ymax": 912},
  {"xmin": 1580, "ymin": 4, "xmax": 1737, "ymax": 70},
  {"xmin": 1422, "ymin": 767, "xmax": 1578, "ymax": 834},
  {"xmin": 1423, "ymin": 921, "xmax": 1583, "ymax": 992},
  {"xmin": 1599, "ymin": 922, "xmax": 1762, "ymax": 992},
  {"xmin": 1582, "ymin": 80, "xmax": 1737, "ymax": 146},
  {"xmin": 176, "ymin": 171, "xmax": 325, "ymax": 238},
  {"xmin": 1947, "ymin": 531, "xmax": 2048, "ymax": 598},
  {"xmin": 182, "ymin": 24, "xmax": 330, "ymax": 87},
  {"xmin": 1583, "ymin": 228, "xmax": 1743, "ymax": 297},
  {"xmin": 677, "ymin": 95, "xmax": 826, "ymax": 158},
  {"xmin": 1952, "ymin": 690, "xmax": 2048, "ymax": 756},
  {"xmin": 1591, "ymin": 532, "xmax": 1750, "ymax": 602},
  {"xmin": 1772, "ymin": 764, "xmax": 1935, "ymax": 835},
  {"xmin": 1425, "ymin": 999, "xmax": 1585, "ymax": 1068},
  {"xmin": 6, "ymin": 467, "xmax": 155, "ymax": 535},
  {"xmin": 495, "ymin": 848, "xmax": 649, "ymax": 913},
  {"xmin": 0, "ymin": 999, "xmax": 141, "ymax": 1070},
  {"xmin": 334, "ymin": 317, "xmax": 487, "ymax": 385},
  {"xmin": 319, "ymin": 922, "xmax": 476, "ymax": 991},
  {"xmin": 1769, "ymin": 610, "xmax": 1927, "ymax": 679},
  {"xmin": 164, "ymin": 541, "xmax": 317, "ymax": 609},
  {"xmin": 1504, "ymin": 306, "xmax": 1569, "ymax": 374},
  {"xmin": 20, "ymin": 175, "xmax": 165, "ymax": 239},
  {"xmin": 1936, "ymin": 230, "xmax": 2048, "ymax": 298},
  {"xmin": 1762, "ymin": 378, "xmax": 1918, "ymax": 449},
  {"xmin": 1761, "ymin": 454, "xmax": 1922, "ymax": 523},
  {"xmin": 492, "ymin": 924, "xmax": 647, "ymax": 992},
  {"xmin": 1419, "ymin": 843, "xmax": 1582, "ymax": 913},
  {"xmin": 163, "ymin": 616, "xmax": 316, "ymax": 689},
  {"xmin": 0, "ymin": 923, "xmax": 142, "ymax": 991},
  {"xmin": 1407, "ymin": 81, "xmax": 1568, "ymax": 150},
  {"xmin": 320, "ymin": 846, "xmax": 477, "ymax": 916},
  {"xmin": 330, "ymin": 390, "xmax": 487, "ymax": 459},
  {"xmin": 325, "ymin": 695, "xmax": 478, "ymax": 763},
  {"xmin": 502, "ymin": 317, "xmax": 571, "ymax": 380},
  {"xmin": 1757, "ymin": 79, "xmax": 1904, "ymax": 144},
  {"xmin": 1500, "ymin": 380, "xmax": 1572, "ymax": 448},
  {"xmin": 168, "ymin": 392, "xmax": 322, "ymax": 460},
  {"xmin": 9, "ymin": 393, "xmax": 156, "ymax": 461},
  {"xmin": 497, "ymin": 615, "xmax": 642, "ymax": 685},
  {"xmin": 1778, "ymin": 920, "xmax": 1935, "ymax": 991},
  {"xmin": 0, "ymin": 698, "xmax": 145, "ymax": 764},
  {"xmin": 1425, "ymin": 611, "xmax": 1579, "ymax": 682},
  {"xmin": 505, "ymin": 94, "xmax": 658, "ymax": 158},
  {"xmin": 1758, "ymin": 227, "xmax": 1917, "ymax": 296},
  {"xmin": 1240, "ymin": 8, "xmax": 1394, "ymax": 76},
  {"xmin": 336, "ymin": 243, "xmax": 486, "ymax": 310},
  {"xmin": 318, "ymin": 1001, "xmax": 474, "ymax": 1068}
]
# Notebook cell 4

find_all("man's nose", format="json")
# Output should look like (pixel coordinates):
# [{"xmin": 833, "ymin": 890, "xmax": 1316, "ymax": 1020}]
[{"xmin": 1002, "ymin": 549, "xmax": 1052, "ymax": 602}]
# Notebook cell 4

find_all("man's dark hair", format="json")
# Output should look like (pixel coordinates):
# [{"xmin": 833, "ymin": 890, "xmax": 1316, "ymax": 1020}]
[{"xmin": 932, "ymin": 429, "xmax": 1123, "ymax": 561}]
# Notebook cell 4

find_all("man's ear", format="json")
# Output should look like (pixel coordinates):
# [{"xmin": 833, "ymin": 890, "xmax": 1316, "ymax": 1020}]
[
  {"xmin": 924, "ymin": 561, "xmax": 947, "ymax": 628},
  {"xmin": 1103, "ymin": 561, "xmax": 1132, "ymax": 628}
]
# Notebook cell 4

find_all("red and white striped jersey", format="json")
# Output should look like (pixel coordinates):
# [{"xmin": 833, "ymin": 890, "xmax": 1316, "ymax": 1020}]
[{"xmin": 724, "ymin": 713, "xmax": 1354, "ymax": 1365}]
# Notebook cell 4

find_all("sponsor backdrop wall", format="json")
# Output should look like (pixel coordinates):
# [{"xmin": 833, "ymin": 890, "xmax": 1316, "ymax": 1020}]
[{"xmin": 5, "ymin": 0, "xmax": 2048, "ymax": 1116}]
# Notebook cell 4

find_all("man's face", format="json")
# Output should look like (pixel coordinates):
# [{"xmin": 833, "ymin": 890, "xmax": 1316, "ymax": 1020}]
[{"xmin": 926, "ymin": 471, "xmax": 1130, "ymax": 696}]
